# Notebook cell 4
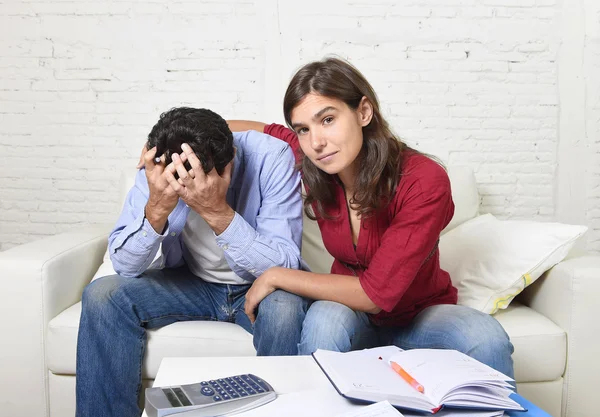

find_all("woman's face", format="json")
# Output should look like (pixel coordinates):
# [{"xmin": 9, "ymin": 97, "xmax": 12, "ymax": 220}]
[{"xmin": 290, "ymin": 93, "xmax": 373, "ymax": 179}]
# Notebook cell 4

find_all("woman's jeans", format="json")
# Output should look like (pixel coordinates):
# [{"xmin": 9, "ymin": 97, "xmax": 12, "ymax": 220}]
[
  {"xmin": 299, "ymin": 301, "xmax": 515, "ymax": 379},
  {"xmin": 75, "ymin": 267, "xmax": 309, "ymax": 417}
]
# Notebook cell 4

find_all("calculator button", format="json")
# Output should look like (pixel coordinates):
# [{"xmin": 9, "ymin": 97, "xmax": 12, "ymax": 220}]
[
  {"xmin": 172, "ymin": 387, "xmax": 192, "ymax": 407},
  {"xmin": 213, "ymin": 395, "xmax": 222, "ymax": 401},
  {"xmin": 209, "ymin": 380, "xmax": 219, "ymax": 387},
  {"xmin": 222, "ymin": 394, "xmax": 231, "ymax": 400},
  {"xmin": 256, "ymin": 387, "xmax": 265, "ymax": 393},
  {"xmin": 246, "ymin": 388, "xmax": 256, "ymax": 394},
  {"xmin": 240, "ymin": 392, "xmax": 248, "ymax": 397},
  {"xmin": 231, "ymin": 392, "xmax": 239, "ymax": 398},
  {"xmin": 200, "ymin": 387, "xmax": 215, "ymax": 396},
  {"xmin": 200, "ymin": 381, "xmax": 208, "ymax": 386}
]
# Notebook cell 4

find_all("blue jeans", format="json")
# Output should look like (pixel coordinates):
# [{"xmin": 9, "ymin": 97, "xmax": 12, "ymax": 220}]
[
  {"xmin": 299, "ymin": 301, "xmax": 515, "ymax": 379},
  {"xmin": 75, "ymin": 267, "xmax": 307, "ymax": 417}
]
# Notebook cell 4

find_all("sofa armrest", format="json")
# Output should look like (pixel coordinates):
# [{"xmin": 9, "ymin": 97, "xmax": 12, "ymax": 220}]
[
  {"xmin": 519, "ymin": 255, "xmax": 600, "ymax": 417},
  {"xmin": 0, "ymin": 225, "xmax": 110, "ymax": 417}
]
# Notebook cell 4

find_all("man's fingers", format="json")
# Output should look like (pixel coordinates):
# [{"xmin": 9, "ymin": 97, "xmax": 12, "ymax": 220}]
[
  {"xmin": 181, "ymin": 143, "xmax": 205, "ymax": 179},
  {"xmin": 172, "ymin": 153, "xmax": 192, "ymax": 183},
  {"xmin": 221, "ymin": 161, "xmax": 233, "ymax": 183},
  {"xmin": 164, "ymin": 168, "xmax": 187, "ymax": 198},
  {"xmin": 143, "ymin": 147, "xmax": 157, "ymax": 172},
  {"xmin": 136, "ymin": 144, "xmax": 149, "ymax": 169}
]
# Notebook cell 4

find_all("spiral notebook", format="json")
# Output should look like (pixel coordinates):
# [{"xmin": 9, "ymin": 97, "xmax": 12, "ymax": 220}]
[{"xmin": 312, "ymin": 346, "xmax": 525, "ymax": 414}]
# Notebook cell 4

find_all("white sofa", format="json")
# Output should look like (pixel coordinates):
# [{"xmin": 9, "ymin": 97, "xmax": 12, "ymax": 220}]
[{"xmin": 1, "ymin": 166, "xmax": 599, "ymax": 417}]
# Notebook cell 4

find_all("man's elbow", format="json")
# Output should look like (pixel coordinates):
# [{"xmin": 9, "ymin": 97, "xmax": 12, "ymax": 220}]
[
  {"xmin": 112, "ymin": 266, "xmax": 140, "ymax": 279},
  {"xmin": 276, "ymin": 244, "xmax": 302, "ymax": 270},
  {"xmin": 111, "ymin": 258, "xmax": 142, "ymax": 279}
]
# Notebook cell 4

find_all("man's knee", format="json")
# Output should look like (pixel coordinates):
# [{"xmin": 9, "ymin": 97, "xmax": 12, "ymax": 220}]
[{"xmin": 81, "ymin": 275, "xmax": 132, "ymax": 313}]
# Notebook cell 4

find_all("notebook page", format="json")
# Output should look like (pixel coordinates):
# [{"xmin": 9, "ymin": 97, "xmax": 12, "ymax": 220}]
[
  {"xmin": 313, "ymin": 347, "xmax": 433, "ymax": 407},
  {"xmin": 388, "ymin": 350, "xmax": 514, "ymax": 404}
]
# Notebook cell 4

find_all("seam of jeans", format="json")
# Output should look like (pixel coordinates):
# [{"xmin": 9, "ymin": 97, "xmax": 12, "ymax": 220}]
[
  {"xmin": 135, "ymin": 325, "xmax": 144, "ymax": 414},
  {"xmin": 141, "ymin": 314, "xmax": 219, "ymax": 326}
]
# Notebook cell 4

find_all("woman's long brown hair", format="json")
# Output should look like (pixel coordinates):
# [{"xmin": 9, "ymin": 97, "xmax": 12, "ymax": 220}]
[{"xmin": 283, "ymin": 57, "xmax": 411, "ymax": 220}]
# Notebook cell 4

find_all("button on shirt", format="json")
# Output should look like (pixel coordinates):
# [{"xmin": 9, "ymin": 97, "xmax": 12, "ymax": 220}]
[{"xmin": 108, "ymin": 130, "xmax": 305, "ymax": 280}]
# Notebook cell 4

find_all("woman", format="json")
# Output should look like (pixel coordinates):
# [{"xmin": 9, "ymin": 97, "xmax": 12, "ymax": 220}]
[{"xmin": 230, "ymin": 57, "xmax": 514, "ymax": 377}]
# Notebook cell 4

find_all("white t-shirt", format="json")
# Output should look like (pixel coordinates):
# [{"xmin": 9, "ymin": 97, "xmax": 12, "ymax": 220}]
[{"xmin": 181, "ymin": 210, "xmax": 249, "ymax": 285}]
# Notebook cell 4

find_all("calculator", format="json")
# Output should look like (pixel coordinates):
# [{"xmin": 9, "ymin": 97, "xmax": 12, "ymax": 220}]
[{"xmin": 144, "ymin": 373, "xmax": 277, "ymax": 417}]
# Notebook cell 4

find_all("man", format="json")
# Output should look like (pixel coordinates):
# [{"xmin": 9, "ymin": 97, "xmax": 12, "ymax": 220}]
[{"xmin": 76, "ymin": 107, "xmax": 308, "ymax": 417}]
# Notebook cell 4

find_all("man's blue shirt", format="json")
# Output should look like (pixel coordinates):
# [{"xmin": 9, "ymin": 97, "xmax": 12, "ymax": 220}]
[{"xmin": 108, "ymin": 130, "xmax": 304, "ymax": 280}]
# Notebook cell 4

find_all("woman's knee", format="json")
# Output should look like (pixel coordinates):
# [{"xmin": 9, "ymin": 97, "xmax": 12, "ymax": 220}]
[
  {"xmin": 417, "ymin": 304, "xmax": 514, "ymax": 375},
  {"xmin": 256, "ymin": 290, "xmax": 307, "ymax": 324},
  {"xmin": 300, "ymin": 301, "xmax": 364, "ymax": 353}
]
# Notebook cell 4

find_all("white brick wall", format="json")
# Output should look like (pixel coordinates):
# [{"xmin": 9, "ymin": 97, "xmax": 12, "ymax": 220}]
[
  {"xmin": 584, "ymin": 0, "xmax": 600, "ymax": 253},
  {"xmin": 0, "ymin": 0, "xmax": 598, "ymax": 253}
]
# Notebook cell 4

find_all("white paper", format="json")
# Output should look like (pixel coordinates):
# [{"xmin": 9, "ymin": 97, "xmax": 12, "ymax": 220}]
[
  {"xmin": 228, "ymin": 388, "xmax": 364, "ymax": 417},
  {"xmin": 333, "ymin": 401, "xmax": 404, "ymax": 417}
]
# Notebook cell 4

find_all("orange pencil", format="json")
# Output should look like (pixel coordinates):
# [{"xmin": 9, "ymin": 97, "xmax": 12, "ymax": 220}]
[{"xmin": 390, "ymin": 361, "xmax": 425, "ymax": 394}]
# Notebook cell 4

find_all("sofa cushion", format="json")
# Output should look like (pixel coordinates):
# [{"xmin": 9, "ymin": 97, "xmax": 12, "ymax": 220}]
[
  {"xmin": 493, "ymin": 301, "xmax": 566, "ymax": 382},
  {"xmin": 440, "ymin": 214, "xmax": 587, "ymax": 314},
  {"xmin": 46, "ymin": 302, "xmax": 255, "ymax": 379},
  {"xmin": 47, "ymin": 301, "xmax": 564, "ymax": 383}
]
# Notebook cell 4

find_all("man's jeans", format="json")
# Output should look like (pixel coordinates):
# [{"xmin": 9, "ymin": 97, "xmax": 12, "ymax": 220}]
[
  {"xmin": 75, "ymin": 267, "xmax": 308, "ymax": 417},
  {"xmin": 298, "ymin": 301, "xmax": 515, "ymax": 380}
]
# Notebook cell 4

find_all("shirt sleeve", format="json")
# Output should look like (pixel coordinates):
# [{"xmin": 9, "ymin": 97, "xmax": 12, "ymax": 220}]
[
  {"xmin": 359, "ymin": 165, "xmax": 455, "ymax": 313},
  {"xmin": 215, "ymin": 143, "xmax": 304, "ymax": 276},
  {"xmin": 108, "ymin": 169, "xmax": 170, "ymax": 278},
  {"xmin": 264, "ymin": 123, "xmax": 302, "ymax": 163}
]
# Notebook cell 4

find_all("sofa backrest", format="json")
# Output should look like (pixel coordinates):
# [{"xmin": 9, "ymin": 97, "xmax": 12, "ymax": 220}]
[{"xmin": 116, "ymin": 165, "xmax": 479, "ymax": 274}]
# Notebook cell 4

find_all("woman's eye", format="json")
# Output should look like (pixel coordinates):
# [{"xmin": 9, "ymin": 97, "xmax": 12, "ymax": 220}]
[
  {"xmin": 323, "ymin": 116, "xmax": 334, "ymax": 125},
  {"xmin": 297, "ymin": 127, "xmax": 308, "ymax": 135}
]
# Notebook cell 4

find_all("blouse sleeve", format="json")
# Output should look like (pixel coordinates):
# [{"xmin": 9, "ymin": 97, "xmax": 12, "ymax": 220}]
[
  {"xmin": 264, "ymin": 123, "xmax": 302, "ymax": 164},
  {"xmin": 359, "ymin": 165, "xmax": 454, "ymax": 313}
]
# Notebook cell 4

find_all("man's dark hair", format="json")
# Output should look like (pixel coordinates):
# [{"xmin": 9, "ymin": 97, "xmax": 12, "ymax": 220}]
[{"xmin": 147, "ymin": 107, "xmax": 234, "ymax": 175}]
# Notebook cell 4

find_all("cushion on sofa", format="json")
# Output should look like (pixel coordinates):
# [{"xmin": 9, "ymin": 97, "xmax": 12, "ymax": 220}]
[
  {"xmin": 47, "ymin": 300, "xmax": 564, "ymax": 383},
  {"xmin": 493, "ymin": 302, "xmax": 566, "ymax": 382},
  {"xmin": 439, "ymin": 213, "xmax": 587, "ymax": 314},
  {"xmin": 47, "ymin": 302, "xmax": 255, "ymax": 378}
]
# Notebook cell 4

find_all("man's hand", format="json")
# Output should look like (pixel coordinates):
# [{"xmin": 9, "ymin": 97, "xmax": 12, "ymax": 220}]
[
  {"xmin": 165, "ymin": 143, "xmax": 235, "ymax": 234},
  {"xmin": 244, "ymin": 269, "xmax": 278, "ymax": 324},
  {"xmin": 136, "ymin": 144, "xmax": 149, "ymax": 169},
  {"xmin": 144, "ymin": 146, "xmax": 181, "ymax": 233}
]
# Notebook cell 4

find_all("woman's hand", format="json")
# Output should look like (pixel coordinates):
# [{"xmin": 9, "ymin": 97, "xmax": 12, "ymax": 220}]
[{"xmin": 244, "ymin": 268, "xmax": 280, "ymax": 324}]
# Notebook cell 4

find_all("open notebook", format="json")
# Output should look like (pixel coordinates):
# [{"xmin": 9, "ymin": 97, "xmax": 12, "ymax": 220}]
[{"xmin": 312, "ymin": 346, "xmax": 525, "ymax": 414}]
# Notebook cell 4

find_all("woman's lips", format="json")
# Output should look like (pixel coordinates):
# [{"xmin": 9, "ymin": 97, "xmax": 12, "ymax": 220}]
[{"xmin": 317, "ymin": 151, "xmax": 338, "ymax": 162}]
